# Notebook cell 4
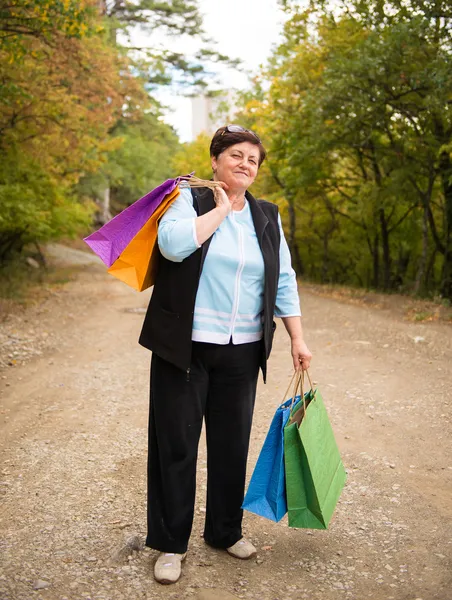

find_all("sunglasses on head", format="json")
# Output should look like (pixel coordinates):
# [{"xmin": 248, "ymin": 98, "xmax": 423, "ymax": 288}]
[{"xmin": 221, "ymin": 125, "xmax": 261, "ymax": 143}]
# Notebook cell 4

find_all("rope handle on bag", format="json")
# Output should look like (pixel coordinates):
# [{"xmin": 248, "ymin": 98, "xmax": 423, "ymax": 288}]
[
  {"xmin": 279, "ymin": 369, "xmax": 304, "ymax": 409},
  {"xmin": 296, "ymin": 370, "xmax": 317, "ymax": 423},
  {"xmin": 179, "ymin": 175, "xmax": 224, "ymax": 191},
  {"xmin": 280, "ymin": 370, "xmax": 297, "ymax": 407},
  {"xmin": 290, "ymin": 370, "xmax": 304, "ymax": 413},
  {"xmin": 280, "ymin": 369, "xmax": 316, "ymax": 420}
]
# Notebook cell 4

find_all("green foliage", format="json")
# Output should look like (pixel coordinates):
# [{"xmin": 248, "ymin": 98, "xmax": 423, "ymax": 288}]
[
  {"xmin": 239, "ymin": 0, "xmax": 452, "ymax": 298},
  {"xmin": 0, "ymin": 0, "xmax": 137, "ymax": 264},
  {"xmin": 102, "ymin": 0, "xmax": 240, "ymax": 89},
  {"xmin": 0, "ymin": 0, "xmax": 218, "ymax": 269},
  {"xmin": 171, "ymin": 133, "xmax": 213, "ymax": 180},
  {"xmin": 78, "ymin": 113, "xmax": 181, "ymax": 211},
  {"xmin": 111, "ymin": 118, "xmax": 180, "ymax": 208},
  {"xmin": 0, "ymin": 150, "xmax": 94, "ymax": 262},
  {"xmin": 0, "ymin": 0, "xmax": 94, "ymax": 59},
  {"xmin": 104, "ymin": 0, "xmax": 203, "ymax": 37}
]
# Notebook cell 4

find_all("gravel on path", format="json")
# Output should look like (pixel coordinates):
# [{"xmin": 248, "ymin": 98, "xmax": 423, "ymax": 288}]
[{"xmin": 0, "ymin": 246, "xmax": 451, "ymax": 600}]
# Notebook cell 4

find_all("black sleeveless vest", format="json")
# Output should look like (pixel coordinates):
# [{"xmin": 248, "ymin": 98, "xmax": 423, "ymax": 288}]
[{"xmin": 138, "ymin": 187, "xmax": 281, "ymax": 382}]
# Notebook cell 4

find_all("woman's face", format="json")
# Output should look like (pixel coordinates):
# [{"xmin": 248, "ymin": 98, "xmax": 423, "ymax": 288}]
[{"xmin": 211, "ymin": 142, "xmax": 260, "ymax": 191}]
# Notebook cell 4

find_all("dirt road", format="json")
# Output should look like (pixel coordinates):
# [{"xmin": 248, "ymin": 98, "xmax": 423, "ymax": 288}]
[{"xmin": 1, "ymin": 247, "xmax": 451, "ymax": 600}]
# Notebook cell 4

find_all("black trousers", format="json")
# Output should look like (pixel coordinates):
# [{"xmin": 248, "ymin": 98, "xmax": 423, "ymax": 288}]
[{"xmin": 146, "ymin": 340, "xmax": 261, "ymax": 554}]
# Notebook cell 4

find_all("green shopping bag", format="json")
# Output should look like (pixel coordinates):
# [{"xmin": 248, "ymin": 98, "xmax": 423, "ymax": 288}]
[{"xmin": 284, "ymin": 371, "xmax": 346, "ymax": 529}]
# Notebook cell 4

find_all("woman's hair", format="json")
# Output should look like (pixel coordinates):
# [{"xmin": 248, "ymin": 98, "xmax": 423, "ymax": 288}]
[{"xmin": 209, "ymin": 126, "xmax": 267, "ymax": 166}]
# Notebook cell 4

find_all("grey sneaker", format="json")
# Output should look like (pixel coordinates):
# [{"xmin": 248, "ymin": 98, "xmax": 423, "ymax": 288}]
[
  {"xmin": 154, "ymin": 552, "xmax": 187, "ymax": 584},
  {"xmin": 226, "ymin": 538, "xmax": 257, "ymax": 560}
]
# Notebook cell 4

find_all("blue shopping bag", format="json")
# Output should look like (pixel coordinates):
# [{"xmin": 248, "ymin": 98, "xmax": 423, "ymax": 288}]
[{"xmin": 242, "ymin": 398, "xmax": 293, "ymax": 522}]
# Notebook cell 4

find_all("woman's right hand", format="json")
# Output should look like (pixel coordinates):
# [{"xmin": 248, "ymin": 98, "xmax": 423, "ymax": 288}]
[
  {"xmin": 195, "ymin": 182, "xmax": 231, "ymax": 245},
  {"xmin": 213, "ymin": 183, "xmax": 232, "ymax": 217}
]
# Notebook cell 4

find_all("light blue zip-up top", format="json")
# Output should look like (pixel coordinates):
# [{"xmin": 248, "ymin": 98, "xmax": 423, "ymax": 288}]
[{"xmin": 158, "ymin": 187, "xmax": 301, "ymax": 345}]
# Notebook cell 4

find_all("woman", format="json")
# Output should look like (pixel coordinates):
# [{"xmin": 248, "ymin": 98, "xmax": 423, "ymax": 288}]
[{"xmin": 139, "ymin": 125, "xmax": 312, "ymax": 584}]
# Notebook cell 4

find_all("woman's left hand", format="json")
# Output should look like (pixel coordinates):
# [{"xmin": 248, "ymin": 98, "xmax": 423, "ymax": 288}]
[{"xmin": 291, "ymin": 338, "xmax": 312, "ymax": 371}]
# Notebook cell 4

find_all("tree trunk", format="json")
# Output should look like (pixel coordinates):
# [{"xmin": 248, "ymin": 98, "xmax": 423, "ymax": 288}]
[
  {"xmin": 441, "ymin": 253, "xmax": 452, "ymax": 299},
  {"xmin": 364, "ymin": 231, "xmax": 379, "ymax": 289},
  {"xmin": 98, "ymin": 185, "xmax": 112, "ymax": 225},
  {"xmin": 368, "ymin": 143, "xmax": 383, "ymax": 289},
  {"xmin": 0, "ymin": 231, "xmax": 24, "ymax": 263},
  {"xmin": 393, "ymin": 247, "xmax": 410, "ymax": 291},
  {"xmin": 372, "ymin": 233, "xmax": 379, "ymax": 289},
  {"xmin": 425, "ymin": 249, "xmax": 437, "ymax": 291},
  {"xmin": 379, "ymin": 208, "xmax": 391, "ymax": 290},
  {"xmin": 439, "ymin": 151, "xmax": 452, "ymax": 299},
  {"xmin": 322, "ymin": 233, "xmax": 329, "ymax": 283},
  {"xmin": 286, "ymin": 197, "xmax": 304, "ymax": 275},
  {"xmin": 414, "ymin": 202, "xmax": 429, "ymax": 294},
  {"xmin": 431, "ymin": 117, "xmax": 451, "ymax": 298}
]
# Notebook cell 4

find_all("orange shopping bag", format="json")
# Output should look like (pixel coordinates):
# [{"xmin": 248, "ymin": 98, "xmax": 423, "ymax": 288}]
[{"xmin": 107, "ymin": 187, "xmax": 180, "ymax": 291}]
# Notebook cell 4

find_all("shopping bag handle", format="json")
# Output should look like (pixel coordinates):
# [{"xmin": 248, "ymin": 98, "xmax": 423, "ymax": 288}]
[
  {"xmin": 281, "ymin": 369, "xmax": 316, "ymax": 416},
  {"xmin": 280, "ymin": 370, "xmax": 304, "ymax": 409},
  {"xmin": 291, "ymin": 371, "xmax": 304, "ymax": 412},
  {"xmin": 289, "ymin": 371, "xmax": 311, "ymax": 425},
  {"xmin": 304, "ymin": 369, "xmax": 314, "ymax": 394},
  {"xmin": 179, "ymin": 175, "xmax": 224, "ymax": 191},
  {"xmin": 280, "ymin": 370, "xmax": 297, "ymax": 406}
]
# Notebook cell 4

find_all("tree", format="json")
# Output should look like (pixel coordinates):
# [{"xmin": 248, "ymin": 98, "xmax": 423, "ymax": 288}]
[
  {"xmin": 0, "ymin": 0, "xmax": 224, "ymax": 262},
  {"xmin": 171, "ymin": 133, "xmax": 213, "ymax": 181},
  {"xmin": 100, "ymin": 0, "xmax": 239, "ymax": 85},
  {"xmin": 239, "ymin": 0, "xmax": 452, "ymax": 298},
  {"xmin": 0, "ymin": 0, "xmax": 134, "ymax": 258},
  {"xmin": 0, "ymin": 149, "xmax": 94, "ymax": 262},
  {"xmin": 0, "ymin": 0, "xmax": 92, "ymax": 55},
  {"xmin": 77, "ymin": 113, "xmax": 180, "ymax": 218},
  {"xmin": 90, "ymin": 0, "xmax": 238, "ymax": 222}
]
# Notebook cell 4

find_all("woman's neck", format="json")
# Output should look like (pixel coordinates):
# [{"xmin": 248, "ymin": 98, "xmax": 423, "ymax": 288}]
[
  {"xmin": 212, "ymin": 175, "xmax": 246, "ymax": 210},
  {"xmin": 227, "ymin": 189, "xmax": 246, "ymax": 210}
]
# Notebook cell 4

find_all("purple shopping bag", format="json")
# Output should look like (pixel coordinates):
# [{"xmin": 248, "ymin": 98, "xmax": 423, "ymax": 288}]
[{"xmin": 84, "ymin": 175, "xmax": 192, "ymax": 267}]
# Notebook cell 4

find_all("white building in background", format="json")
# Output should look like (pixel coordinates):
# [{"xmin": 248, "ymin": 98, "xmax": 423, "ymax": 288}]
[{"xmin": 191, "ymin": 90, "xmax": 238, "ymax": 139}]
